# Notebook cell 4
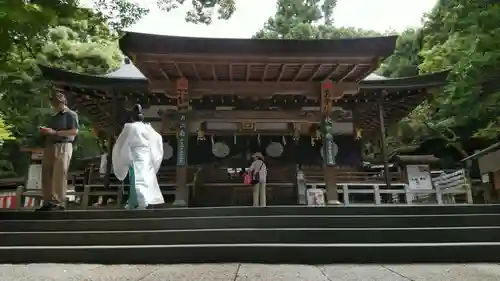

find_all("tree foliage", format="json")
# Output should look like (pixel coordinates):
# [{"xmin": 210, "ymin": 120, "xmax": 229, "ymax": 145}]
[
  {"xmin": 0, "ymin": 3, "xmax": 133, "ymax": 177},
  {"xmin": 382, "ymin": 0, "xmax": 500, "ymax": 162},
  {"xmin": 420, "ymin": 0, "xmax": 500, "ymax": 140},
  {"xmin": 253, "ymin": 0, "xmax": 386, "ymax": 40},
  {"xmin": 376, "ymin": 28, "xmax": 421, "ymax": 78}
]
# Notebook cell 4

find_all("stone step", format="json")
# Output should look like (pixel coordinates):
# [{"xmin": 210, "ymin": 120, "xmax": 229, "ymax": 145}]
[
  {"xmin": 3, "ymin": 205, "xmax": 500, "ymax": 220},
  {"xmin": 2, "ymin": 227, "xmax": 500, "ymax": 246},
  {"xmin": 2, "ymin": 214, "xmax": 500, "ymax": 232},
  {"xmin": 1, "ymin": 242, "xmax": 499, "ymax": 264}
]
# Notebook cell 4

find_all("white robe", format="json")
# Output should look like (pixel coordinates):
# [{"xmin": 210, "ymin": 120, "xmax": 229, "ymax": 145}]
[{"xmin": 112, "ymin": 122, "xmax": 164, "ymax": 207}]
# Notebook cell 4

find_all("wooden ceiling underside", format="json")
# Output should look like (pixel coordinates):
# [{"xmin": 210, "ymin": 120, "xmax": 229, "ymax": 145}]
[{"xmin": 137, "ymin": 58, "xmax": 376, "ymax": 84}]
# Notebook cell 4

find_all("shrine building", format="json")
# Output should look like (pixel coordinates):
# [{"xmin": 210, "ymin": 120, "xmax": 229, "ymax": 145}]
[{"xmin": 40, "ymin": 32, "xmax": 449, "ymax": 206}]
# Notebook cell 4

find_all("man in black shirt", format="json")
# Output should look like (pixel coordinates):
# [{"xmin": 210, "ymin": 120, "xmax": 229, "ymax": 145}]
[{"xmin": 38, "ymin": 92, "xmax": 79, "ymax": 211}]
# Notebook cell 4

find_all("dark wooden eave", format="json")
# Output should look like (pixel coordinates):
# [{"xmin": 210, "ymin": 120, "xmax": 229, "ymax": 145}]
[
  {"xmin": 119, "ymin": 32, "xmax": 397, "ymax": 83},
  {"xmin": 390, "ymin": 154, "xmax": 440, "ymax": 165},
  {"xmin": 39, "ymin": 65, "xmax": 148, "ymax": 89},
  {"xmin": 40, "ymin": 65, "xmax": 449, "ymax": 135}
]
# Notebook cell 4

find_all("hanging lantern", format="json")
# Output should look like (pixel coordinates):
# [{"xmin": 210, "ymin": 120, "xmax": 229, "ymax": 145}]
[
  {"xmin": 266, "ymin": 142, "xmax": 284, "ymax": 158},
  {"xmin": 212, "ymin": 142, "xmax": 230, "ymax": 158}
]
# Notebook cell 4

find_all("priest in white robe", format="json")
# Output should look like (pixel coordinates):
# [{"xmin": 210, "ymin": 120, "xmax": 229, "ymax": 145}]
[{"xmin": 112, "ymin": 104, "xmax": 164, "ymax": 209}]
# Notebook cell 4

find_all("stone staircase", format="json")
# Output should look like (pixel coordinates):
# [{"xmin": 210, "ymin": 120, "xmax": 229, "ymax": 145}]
[{"xmin": 0, "ymin": 205, "xmax": 499, "ymax": 264}]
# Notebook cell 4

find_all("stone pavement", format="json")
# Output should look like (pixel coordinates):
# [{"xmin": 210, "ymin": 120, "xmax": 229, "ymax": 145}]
[{"xmin": 1, "ymin": 263, "xmax": 500, "ymax": 281}]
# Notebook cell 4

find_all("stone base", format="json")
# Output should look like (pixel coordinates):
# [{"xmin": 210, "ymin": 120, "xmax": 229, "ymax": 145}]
[
  {"xmin": 172, "ymin": 199, "xmax": 187, "ymax": 207},
  {"xmin": 327, "ymin": 200, "xmax": 342, "ymax": 205}
]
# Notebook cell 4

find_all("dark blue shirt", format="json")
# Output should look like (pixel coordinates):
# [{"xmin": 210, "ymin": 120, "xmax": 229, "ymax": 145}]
[{"xmin": 48, "ymin": 107, "xmax": 79, "ymax": 143}]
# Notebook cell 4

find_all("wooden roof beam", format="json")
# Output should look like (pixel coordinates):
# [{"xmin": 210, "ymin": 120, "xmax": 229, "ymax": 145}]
[
  {"xmin": 157, "ymin": 63, "xmax": 170, "ymax": 81},
  {"xmin": 193, "ymin": 110, "xmax": 323, "ymax": 122},
  {"xmin": 173, "ymin": 62, "xmax": 183, "ymax": 77},
  {"xmin": 191, "ymin": 63, "xmax": 201, "ymax": 80},
  {"xmin": 339, "ymin": 65, "xmax": 359, "ymax": 82},
  {"xmin": 212, "ymin": 64, "xmax": 218, "ymax": 80},
  {"xmin": 262, "ymin": 64, "xmax": 269, "ymax": 81},
  {"xmin": 149, "ymin": 80, "xmax": 319, "ymax": 95},
  {"xmin": 245, "ymin": 64, "xmax": 251, "ymax": 81},
  {"xmin": 308, "ymin": 64, "xmax": 324, "ymax": 81},
  {"xmin": 293, "ymin": 64, "xmax": 305, "ymax": 81},
  {"xmin": 277, "ymin": 64, "xmax": 287, "ymax": 82},
  {"xmin": 325, "ymin": 64, "xmax": 341, "ymax": 80}
]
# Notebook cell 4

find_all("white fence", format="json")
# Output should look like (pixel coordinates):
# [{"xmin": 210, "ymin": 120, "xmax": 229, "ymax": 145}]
[
  {"xmin": 307, "ymin": 183, "xmax": 409, "ymax": 205},
  {"xmin": 431, "ymin": 169, "xmax": 472, "ymax": 204},
  {"xmin": 304, "ymin": 169, "xmax": 473, "ymax": 206}
]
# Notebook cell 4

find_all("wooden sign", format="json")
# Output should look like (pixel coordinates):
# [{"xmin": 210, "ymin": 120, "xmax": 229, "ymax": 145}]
[
  {"xmin": 322, "ymin": 116, "xmax": 337, "ymax": 166},
  {"xmin": 322, "ymin": 139, "xmax": 338, "ymax": 166},
  {"xmin": 240, "ymin": 121, "xmax": 255, "ymax": 131},
  {"xmin": 177, "ymin": 114, "xmax": 187, "ymax": 166},
  {"xmin": 406, "ymin": 165, "xmax": 433, "ymax": 190}
]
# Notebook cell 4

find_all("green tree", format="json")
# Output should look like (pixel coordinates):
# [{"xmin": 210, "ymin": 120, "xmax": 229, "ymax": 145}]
[
  {"xmin": 254, "ymin": 0, "xmax": 383, "ymax": 40},
  {"xmin": 419, "ymin": 0, "xmax": 500, "ymax": 141},
  {"xmin": 0, "ymin": 7, "xmax": 125, "ymax": 177},
  {"xmin": 376, "ymin": 28, "xmax": 421, "ymax": 78},
  {"xmin": 380, "ymin": 0, "xmax": 500, "ymax": 161},
  {"xmin": 1, "ymin": 0, "xmax": 235, "ymax": 56}
]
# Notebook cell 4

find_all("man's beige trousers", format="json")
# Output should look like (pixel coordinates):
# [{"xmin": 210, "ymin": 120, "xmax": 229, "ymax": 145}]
[{"xmin": 41, "ymin": 143, "xmax": 73, "ymax": 204}]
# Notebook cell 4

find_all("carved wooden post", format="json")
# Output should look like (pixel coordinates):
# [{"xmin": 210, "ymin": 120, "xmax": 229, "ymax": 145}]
[
  {"xmin": 378, "ymin": 96, "xmax": 391, "ymax": 189},
  {"xmin": 321, "ymin": 80, "xmax": 340, "ymax": 204},
  {"xmin": 174, "ymin": 77, "xmax": 189, "ymax": 206}
]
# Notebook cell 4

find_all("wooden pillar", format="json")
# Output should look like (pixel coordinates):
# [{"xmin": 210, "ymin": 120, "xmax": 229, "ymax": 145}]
[
  {"xmin": 174, "ymin": 77, "xmax": 189, "ymax": 206},
  {"xmin": 321, "ymin": 80, "xmax": 340, "ymax": 204},
  {"xmin": 104, "ymin": 91, "xmax": 118, "ymax": 188},
  {"xmin": 378, "ymin": 98, "xmax": 391, "ymax": 188}
]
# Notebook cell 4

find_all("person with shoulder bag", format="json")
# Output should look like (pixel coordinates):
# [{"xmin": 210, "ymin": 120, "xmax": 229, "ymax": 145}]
[{"xmin": 247, "ymin": 152, "xmax": 267, "ymax": 206}]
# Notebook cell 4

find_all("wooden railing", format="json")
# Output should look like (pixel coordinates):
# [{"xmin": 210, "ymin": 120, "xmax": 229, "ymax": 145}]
[
  {"xmin": 7, "ymin": 183, "xmax": 180, "ymax": 210},
  {"xmin": 1, "ymin": 165, "xmax": 194, "ymax": 210},
  {"xmin": 302, "ymin": 168, "xmax": 404, "ymax": 184}
]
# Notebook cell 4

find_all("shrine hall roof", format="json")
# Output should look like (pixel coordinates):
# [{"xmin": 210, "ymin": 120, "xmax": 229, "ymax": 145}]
[
  {"xmin": 118, "ymin": 32, "xmax": 399, "ymax": 83},
  {"xmin": 104, "ymin": 62, "xmax": 145, "ymax": 79},
  {"xmin": 40, "ymin": 63, "xmax": 449, "ymax": 91},
  {"xmin": 119, "ymin": 32, "xmax": 397, "ymax": 58}
]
